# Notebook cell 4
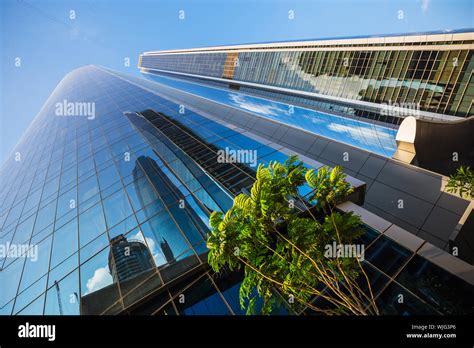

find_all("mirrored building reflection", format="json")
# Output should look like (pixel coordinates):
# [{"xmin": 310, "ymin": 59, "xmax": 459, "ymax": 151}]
[
  {"xmin": 108, "ymin": 234, "xmax": 155, "ymax": 282},
  {"xmin": 0, "ymin": 64, "xmax": 472, "ymax": 316}
]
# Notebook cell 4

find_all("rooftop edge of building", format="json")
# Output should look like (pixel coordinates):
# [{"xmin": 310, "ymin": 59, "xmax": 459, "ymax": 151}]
[{"xmin": 141, "ymin": 28, "xmax": 474, "ymax": 55}]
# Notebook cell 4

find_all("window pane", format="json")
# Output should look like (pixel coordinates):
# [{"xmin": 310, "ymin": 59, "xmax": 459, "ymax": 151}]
[
  {"xmin": 78, "ymin": 175, "xmax": 99, "ymax": 204},
  {"xmin": 140, "ymin": 211, "xmax": 190, "ymax": 267},
  {"xmin": 16, "ymin": 294, "xmax": 45, "ymax": 315},
  {"xmin": 79, "ymin": 247, "xmax": 122, "ymax": 314},
  {"xmin": 48, "ymin": 253, "xmax": 78, "ymax": 290},
  {"xmin": 79, "ymin": 203, "xmax": 106, "ymax": 247},
  {"xmin": 97, "ymin": 164, "xmax": 121, "ymax": 191},
  {"xmin": 13, "ymin": 275, "xmax": 47, "ymax": 314},
  {"xmin": 51, "ymin": 218, "xmax": 78, "ymax": 268},
  {"xmin": 0, "ymin": 259, "xmax": 25, "ymax": 306},
  {"xmin": 56, "ymin": 186, "xmax": 77, "ymax": 219},
  {"xmin": 167, "ymin": 203, "xmax": 207, "ymax": 246},
  {"xmin": 33, "ymin": 199, "xmax": 57, "ymax": 234},
  {"xmin": 126, "ymin": 176, "xmax": 159, "ymax": 212},
  {"xmin": 19, "ymin": 235, "xmax": 52, "ymax": 292},
  {"xmin": 45, "ymin": 270, "xmax": 80, "ymax": 315},
  {"xmin": 103, "ymin": 189, "xmax": 133, "ymax": 227}
]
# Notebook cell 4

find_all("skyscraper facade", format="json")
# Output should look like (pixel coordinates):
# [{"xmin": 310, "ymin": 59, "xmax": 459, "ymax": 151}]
[
  {"xmin": 139, "ymin": 30, "xmax": 474, "ymax": 122},
  {"xmin": 0, "ymin": 63, "xmax": 472, "ymax": 316}
]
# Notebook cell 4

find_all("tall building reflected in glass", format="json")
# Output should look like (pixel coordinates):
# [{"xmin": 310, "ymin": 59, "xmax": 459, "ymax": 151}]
[
  {"xmin": 0, "ymin": 65, "xmax": 472, "ymax": 316},
  {"xmin": 0, "ymin": 65, "xmax": 238, "ymax": 315},
  {"xmin": 108, "ymin": 234, "xmax": 155, "ymax": 282}
]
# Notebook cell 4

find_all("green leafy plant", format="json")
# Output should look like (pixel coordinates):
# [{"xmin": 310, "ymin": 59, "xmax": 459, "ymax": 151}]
[
  {"xmin": 446, "ymin": 166, "xmax": 474, "ymax": 199},
  {"xmin": 207, "ymin": 155, "xmax": 379, "ymax": 315}
]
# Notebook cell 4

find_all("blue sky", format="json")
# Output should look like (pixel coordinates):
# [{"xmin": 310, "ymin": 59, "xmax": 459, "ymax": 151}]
[{"xmin": 1, "ymin": 0, "xmax": 473, "ymax": 164}]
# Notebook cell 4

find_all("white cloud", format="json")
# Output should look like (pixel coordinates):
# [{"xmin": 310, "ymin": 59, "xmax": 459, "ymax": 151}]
[
  {"xmin": 130, "ymin": 231, "xmax": 165, "ymax": 267},
  {"xmin": 327, "ymin": 123, "xmax": 394, "ymax": 144},
  {"xmin": 228, "ymin": 93, "xmax": 288, "ymax": 116},
  {"xmin": 85, "ymin": 266, "xmax": 113, "ymax": 294},
  {"xmin": 299, "ymin": 114, "xmax": 324, "ymax": 124},
  {"xmin": 131, "ymin": 231, "xmax": 155, "ymax": 252},
  {"xmin": 85, "ymin": 232, "xmax": 173, "ymax": 295},
  {"xmin": 420, "ymin": 0, "xmax": 430, "ymax": 13}
]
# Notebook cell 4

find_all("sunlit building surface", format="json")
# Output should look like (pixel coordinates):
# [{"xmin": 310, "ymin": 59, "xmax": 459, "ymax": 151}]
[
  {"xmin": 139, "ymin": 29, "xmax": 474, "ymax": 123},
  {"xmin": 0, "ymin": 65, "xmax": 472, "ymax": 316}
]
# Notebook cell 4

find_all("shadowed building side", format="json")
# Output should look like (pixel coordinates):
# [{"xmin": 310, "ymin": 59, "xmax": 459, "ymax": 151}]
[
  {"xmin": 395, "ymin": 116, "xmax": 474, "ymax": 175},
  {"xmin": 413, "ymin": 117, "xmax": 474, "ymax": 175}
]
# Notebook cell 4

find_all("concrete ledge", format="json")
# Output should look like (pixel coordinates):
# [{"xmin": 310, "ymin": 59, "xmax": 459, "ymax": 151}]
[
  {"xmin": 418, "ymin": 242, "xmax": 474, "ymax": 285},
  {"xmin": 384, "ymin": 224, "xmax": 425, "ymax": 252},
  {"xmin": 337, "ymin": 201, "xmax": 391, "ymax": 233}
]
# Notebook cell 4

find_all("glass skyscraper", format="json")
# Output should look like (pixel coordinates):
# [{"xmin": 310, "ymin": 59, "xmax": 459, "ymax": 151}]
[{"xmin": 0, "ymin": 63, "xmax": 472, "ymax": 316}]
